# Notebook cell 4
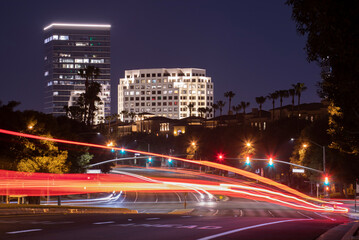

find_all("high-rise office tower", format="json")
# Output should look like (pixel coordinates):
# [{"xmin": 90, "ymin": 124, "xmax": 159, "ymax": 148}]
[
  {"xmin": 43, "ymin": 23, "xmax": 111, "ymax": 124},
  {"xmin": 118, "ymin": 68, "xmax": 214, "ymax": 121}
]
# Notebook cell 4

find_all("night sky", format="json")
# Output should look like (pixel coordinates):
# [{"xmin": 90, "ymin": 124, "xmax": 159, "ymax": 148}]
[{"xmin": 0, "ymin": 0, "xmax": 321, "ymax": 113}]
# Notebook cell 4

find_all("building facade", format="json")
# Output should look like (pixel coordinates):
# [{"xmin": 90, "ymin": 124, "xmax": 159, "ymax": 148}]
[
  {"xmin": 43, "ymin": 23, "xmax": 111, "ymax": 124},
  {"xmin": 118, "ymin": 68, "xmax": 214, "ymax": 121}
]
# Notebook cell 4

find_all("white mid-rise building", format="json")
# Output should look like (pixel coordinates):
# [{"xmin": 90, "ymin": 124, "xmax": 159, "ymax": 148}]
[{"xmin": 118, "ymin": 68, "xmax": 214, "ymax": 121}]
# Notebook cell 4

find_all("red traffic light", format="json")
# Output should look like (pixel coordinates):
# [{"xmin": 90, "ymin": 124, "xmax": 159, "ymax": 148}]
[{"xmin": 217, "ymin": 154, "xmax": 224, "ymax": 160}]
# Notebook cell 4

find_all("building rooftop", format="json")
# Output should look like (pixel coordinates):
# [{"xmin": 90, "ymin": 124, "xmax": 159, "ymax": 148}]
[{"xmin": 44, "ymin": 23, "xmax": 111, "ymax": 31}]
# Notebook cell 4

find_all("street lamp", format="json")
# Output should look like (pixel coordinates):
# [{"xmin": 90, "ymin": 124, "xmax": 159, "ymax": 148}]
[{"xmin": 291, "ymin": 138, "xmax": 326, "ymax": 173}]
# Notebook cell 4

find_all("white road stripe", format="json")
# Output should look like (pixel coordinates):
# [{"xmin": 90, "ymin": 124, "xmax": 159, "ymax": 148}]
[
  {"xmin": 239, "ymin": 209, "xmax": 243, "ymax": 217},
  {"xmin": 297, "ymin": 211, "xmax": 313, "ymax": 220},
  {"xmin": 7, "ymin": 229, "xmax": 42, "ymax": 234},
  {"xmin": 197, "ymin": 219, "xmax": 311, "ymax": 240},
  {"xmin": 174, "ymin": 192, "xmax": 182, "ymax": 202},
  {"xmin": 313, "ymin": 212, "xmax": 336, "ymax": 221},
  {"xmin": 267, "ymin": 210, "xmax": 275, "ymax": 217},
  {"xmin": 93, "ymin": 221, "xmax": 115, "ymax": 225}
]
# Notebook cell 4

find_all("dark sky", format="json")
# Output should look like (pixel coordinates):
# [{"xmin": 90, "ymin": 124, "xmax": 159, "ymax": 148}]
[{"xmin": 0, "ymin": 0, "xmax": 321, "ymax": 113}]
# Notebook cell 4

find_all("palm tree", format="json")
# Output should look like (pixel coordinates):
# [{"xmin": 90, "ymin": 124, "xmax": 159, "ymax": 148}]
[
  {"xmin": 77, "ymin": 66, "xmax": 101, "ymax": 125},
  {"xmin": 224, "ymin": 91, "xmax": 235, "ymax": 115},
  {"xmin": 255, "ymin": 96, "xmax": 266, "ymax": 118},
  {"xmin": 128, "ymin": 112, "xmax": 137, "ymax": 123},
  {"xmin": 240, "ymin": 101, "xmax": 250, "ymax": 114},
  {"xmin": 211, "ymin": 103, "xmax": 219, "ymax": 118},
  {"xmin": 232, "ymin": 104, "xmax": 242, "ymax": 114},
  {"xmin": 186, "ymin": 103, "xmax": 195, "ymax": 117},
  {"xmin": 198, "ymin": 107, "xmax": 206, "ymax": 118},
  {"xmin": 255, "ymin": 96, "xmax": 266, "ymax": 131},
  {"xmin": 267, "ymin": 92, "xmax": 279, "ymax": 120},
  {"xmin": 120, "ymin": 110, "xmax": 129, "ymax": 121},
  {"xmin": 216, "ymin": 100, "xmax": 226, "ymax": 116},
  {"xmin": 205, "ymin": 107, "xmax": 212, "ymax": 119},
  {"xmin": 292, "ymin": 83, "xmax": 307, "ymax": 117},
  {"xmin": 278, "ymin": 90, "xmax": 289, "ymax": 118},
  {"xmin": 288, "ymin": 88, "xmax": 296, "ymax": 117}
]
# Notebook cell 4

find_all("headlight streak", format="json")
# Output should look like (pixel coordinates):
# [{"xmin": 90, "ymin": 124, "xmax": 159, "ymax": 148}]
[{"xmin": 0, "ymin": 129, "xmax": 348, "ymax": 213}]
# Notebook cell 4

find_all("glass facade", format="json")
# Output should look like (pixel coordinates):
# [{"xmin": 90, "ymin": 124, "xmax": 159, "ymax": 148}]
[{"xmin": 43, "ymin": 24, "xmax": 111, "ymax": 124}]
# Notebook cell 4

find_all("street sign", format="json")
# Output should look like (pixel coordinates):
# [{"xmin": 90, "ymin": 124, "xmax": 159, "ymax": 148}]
[{"xmin": 292, "ymin": 168, "xmax": 305, "ymax": 173}]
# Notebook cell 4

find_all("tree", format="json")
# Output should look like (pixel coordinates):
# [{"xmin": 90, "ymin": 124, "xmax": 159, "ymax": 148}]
[
  {"xmin": 288, "ymin": 88, "xmax": 296, "ymax": 117},
  {"xmin": 205, "ymin": 107, "xmax": 212, "ymax": 119},
  {"xmin": 120, "ymin": 110, "xmax": 129, "ymax": 121},
  {"xmin": 278, "ymin": 90, "xmax": 289, "ymax": 118},
  {"xmin": 77, "ymin": 66, "xmax": 101, "ymax": 125},
  {"xmin": 216, "ymin": 101, "xmax": 226, "ymax": 116},
  {"xmin": 211, "ymin": 103, "xmax": 219, "ymax": 118},
  {"xmin": 232, "ymin": 104, "xmax": 242, "ymax": 115},
  {"xmin": 198, "ymin": 107, "xmax": 207, "ymax": 118},
  {"xmin": 255, "ymin": 96, "xmax": 266, "ymax": 118},
  {"xmin": 292, "ymin": 82, "xmax": 307, "ymax": 117},
  {"xmin": 186, "ymin": 103, "xmax": 195, "ymax": 117},
  {"xmin": 240, "ymin": 101, "xmax": 250, "ymax": 114},
  {"xmin": 16, "ymin": 135, "xmax": 69, "ymax": 174},
  {"xmin": 267, "ymin": 92, "xmax": 279, "ymax": 120},
  {"xmin": 255, "ymin": 96, "xmax": 266, "ymax": 130},
  {"xmin": 287, "ymin": 0, "xmax": 359, "ymax": 186},
  {"xmin": 128, "ymin": 112, "xmax": 137, "ymax": 122},
  {"xmin": 224, "ymin": 91, "xmax": 236, "ymax": 115}
]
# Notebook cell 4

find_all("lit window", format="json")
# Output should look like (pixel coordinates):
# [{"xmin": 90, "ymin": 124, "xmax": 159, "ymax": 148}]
[
  {"xmin": 90, "ymin": 59, "xmax": 104, "ymax": 64},
  {"xmin": 59, "ymin": 35, "xmax": 69, "ymax": 40},
  {"xmin": 76, "ymin": 42, "xmax": 89, "ymax": 46},
  {"xmin": 53, "ymin": 92, "xmax": 58, "ymax": 96},
  {"xmin": 53, "ymin": 35, "xmax": 58, "ymax": 40},
  {"xmin": 44, "ymin": 71, "xmax": 49, "ymax": 76}
]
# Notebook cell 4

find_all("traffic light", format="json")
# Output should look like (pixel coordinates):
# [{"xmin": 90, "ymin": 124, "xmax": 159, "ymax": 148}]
[
  {"xmin": 269, "ymin": 157, "xmax": 273, "ymax": 166},
  {"xmin": 111, "ymin": 148, "xmax": 115, "ymax": 153},
  {"xmin": 168, "ymin": 158, "xmax": 172, "ymax": 163},
  {"xmin": 324, "ymin": 176, "xmax": 329, "ymax": 186},
  {"xmin": 120, "ymin": 148, "xmax": 125, "ymax": 154},
  {"xmin": 148, "ymin": 157, "xmax": 152, "ymax": 163},
  {"xmin": 245, "ymin": 156, "xmax": 250, "ymax": 165},
  {"xmin": 217, "ymin": 154, "xmax": 224, "ymax": 161}
]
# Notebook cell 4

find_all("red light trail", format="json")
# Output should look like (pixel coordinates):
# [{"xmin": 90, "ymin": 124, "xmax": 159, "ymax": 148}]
[{"xmin": 0, "ymin": 128, "xmax": 348, "ymax": 213}]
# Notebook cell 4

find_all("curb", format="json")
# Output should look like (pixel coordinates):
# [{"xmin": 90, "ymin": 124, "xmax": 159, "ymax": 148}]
[
  {"xmin": 347, "ymin": 213, "xmax": 359, "ymax": 220},
  {"xmin": 0, "ymin": 205, "xmax": 137, "ymax": 215},
  {"xmin": 168, "ymin": 209, "xmax": 194, "ymax": 214}
]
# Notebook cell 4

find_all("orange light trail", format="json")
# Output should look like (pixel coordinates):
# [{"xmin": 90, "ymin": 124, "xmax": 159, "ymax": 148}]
[{"xmin": 0, "ymin": 129, "xmax": 347, "ymax": 213}]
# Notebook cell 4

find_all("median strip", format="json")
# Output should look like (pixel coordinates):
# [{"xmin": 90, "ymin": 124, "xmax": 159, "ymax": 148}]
[{"xmin": 7, "ymin": 229, "xmax": 42, "ymax": 234}]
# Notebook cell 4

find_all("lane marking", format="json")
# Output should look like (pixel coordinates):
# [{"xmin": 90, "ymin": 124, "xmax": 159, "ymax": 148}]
[
  {"xmin": 155, "ymin": 193, "xmax": 158, "ymax": 203},
  {"xmin": 7, "ymin": 229, "xmax": 42, "ymax": 234},
  {"xmin": 134, "ymin": 191, "xmax": 138, "ymax": 203},
  {"xmin": 197, "ymin": 219, "xmax": 310, "ymax": 240},
  {"xmin": 191, "ymin": 192, "xmax": 200, "ymax": 202},
  {"xmin": 146, "ymin": 218, "xmax": 160, "ymax": 220},
  {"xmin": 239, "ymin": 209, "xmax": 243, "ymax": 217},
  {"xmin": 93, "ymin": 221, "xmax": 115, "ymax": 225},
  {"xmin": 174, "ymin": 192, "xmax": 182, "ymax": 202},
  {"xmin": 213, "ymin": 209, "xmax": 219, "ymax": 216},
  {"xmin": 267, "ymin": 210, "xmax": 275, "ymax": 218},
  {"xmin": 297, "ymin": 211, "xmax": 313, "ymax": 220},
  {"xmin": 313, "ymin": 212, "xmax": 336, "ymax": 221}
]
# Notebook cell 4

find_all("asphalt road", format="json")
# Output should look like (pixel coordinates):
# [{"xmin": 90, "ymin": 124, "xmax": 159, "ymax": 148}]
[
  {"xmin": 0, "ymin": 213, "xmax": 347, "ymax": 240},
  {"xmin": 24, "ymin": 167, "xmax": 350, "ymax": 239}
]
